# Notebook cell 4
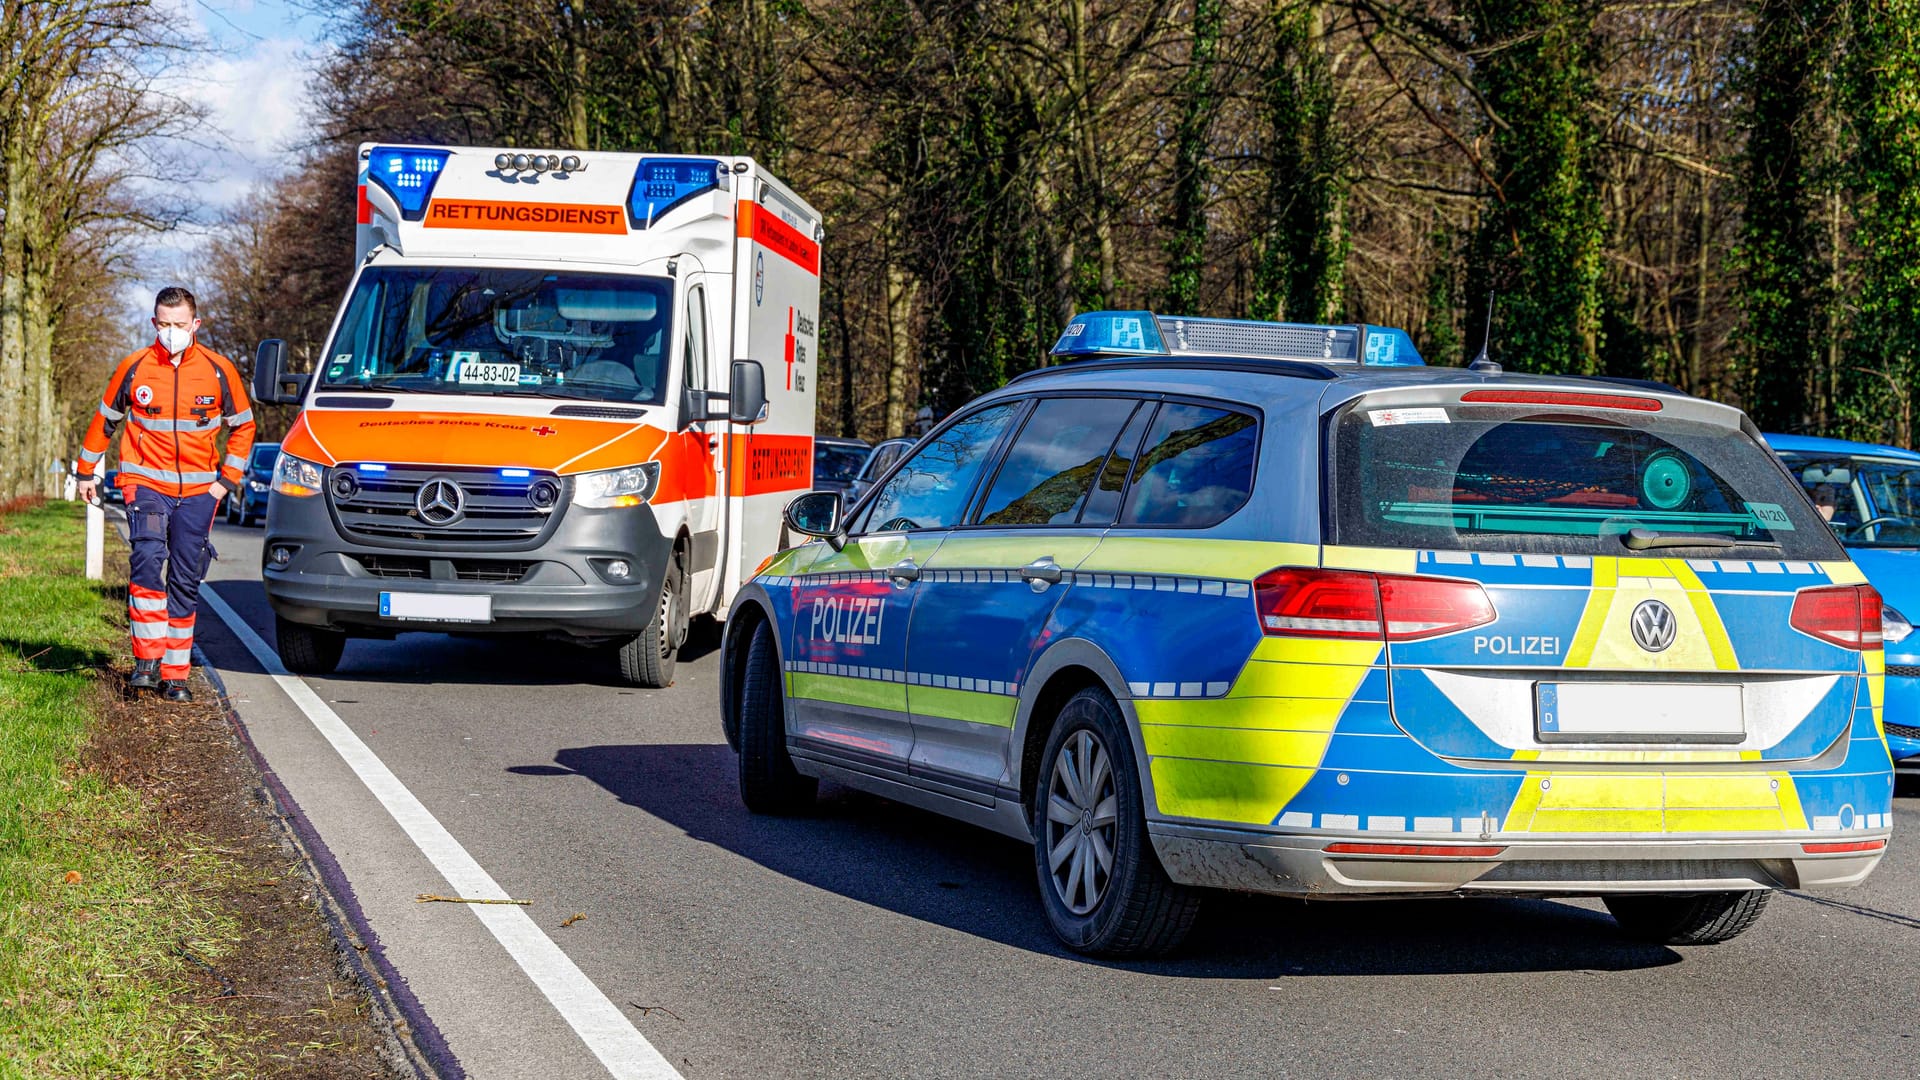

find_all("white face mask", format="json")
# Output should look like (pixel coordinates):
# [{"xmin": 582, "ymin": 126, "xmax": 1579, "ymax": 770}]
[{"xmin": 158, "ymin": 325, "xmax": 193, "ymax": 355}]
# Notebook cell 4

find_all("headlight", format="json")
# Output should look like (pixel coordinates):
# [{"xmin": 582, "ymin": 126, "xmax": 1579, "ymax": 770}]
[
  {"xmin": 572, "ymin": 462, "xmax": 660, "ymax": 508},
  {"xmin": 272, "ymin": 454, "xmax": 324, "ymax": 497},
  {"xmin": 248, "ymin": 480, "xmax": 269, "ymax": 492},
  {"xmin": 1885, "ymin": 605, "xmax": 1914, "ymax": 645}
]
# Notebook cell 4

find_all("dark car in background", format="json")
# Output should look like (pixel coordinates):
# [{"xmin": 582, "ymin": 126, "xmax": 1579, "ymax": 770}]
[
  {"xmin": 844, "ymin": 436, "xmax": 914, "ymax": 505},
  {"xmin": 225, "ymin": 442, "xmax": 280, "ymax": 526},
  {"xmin": 812, "ymin": 436, "xmax": 870, "ymax": 496},
  {"xmin": 99, "ymin": 469, "xmax": 124, "ymax": 504}
]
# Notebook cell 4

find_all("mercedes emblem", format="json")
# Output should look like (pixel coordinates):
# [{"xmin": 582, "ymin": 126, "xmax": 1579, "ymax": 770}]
[{"xmin": 414, "ymin": 478, "xmax": 466, "ymax": 526}]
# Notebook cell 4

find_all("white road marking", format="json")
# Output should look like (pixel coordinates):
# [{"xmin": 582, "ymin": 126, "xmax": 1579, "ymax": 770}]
[{"xmin": 199, "ymin": 586, "xmax": 683, "ymax": 1080}]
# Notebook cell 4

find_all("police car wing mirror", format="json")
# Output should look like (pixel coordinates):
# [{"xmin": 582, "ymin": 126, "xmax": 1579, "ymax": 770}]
[
  {"xmin": 253, "ymin": 339, "xmax": 307, "ymax": 405},
  {"xmin": 784, "ymin": 491, "xmax": 845, "ymax": 550},
  {"xmin": 727, "ymin": 360, "xmax": 767, "ymax": 425}
]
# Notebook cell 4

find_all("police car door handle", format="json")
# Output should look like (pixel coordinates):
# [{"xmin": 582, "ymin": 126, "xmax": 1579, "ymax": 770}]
[
  {"xmin": 1021, "ymin": 556, "xmax": 1063, "ymax": 590},
  {"xmin": 888, "ymin": 558, "xmax": 921, "ymax": 584}
]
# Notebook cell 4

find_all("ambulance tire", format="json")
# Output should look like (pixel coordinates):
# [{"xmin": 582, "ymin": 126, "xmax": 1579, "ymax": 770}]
[
  {"xmin": 1032, "ymin": 687, "xmax": 1200, "ymax": 958},
  {"xmin": 276, "ymin": 617, "xmax": 345, "ymax": 675},
  {"xmin": 1603, "ymin": 889, "xmax": 1770, "ymax": 945},
  {"xmin": 618, "ymin": 552, "xmax": 685, "ymax": 688}
]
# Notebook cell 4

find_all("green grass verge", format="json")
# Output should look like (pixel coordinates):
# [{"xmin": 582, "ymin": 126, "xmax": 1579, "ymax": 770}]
[{"xmin": 0, "ymin": 501, "xmax": 244, "ymax": 1078}]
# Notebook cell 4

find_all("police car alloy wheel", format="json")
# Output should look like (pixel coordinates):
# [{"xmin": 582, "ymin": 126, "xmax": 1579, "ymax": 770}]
[{"xmin": 1031, "ymin": 688, "xmax": 1200, "ymax": 957}]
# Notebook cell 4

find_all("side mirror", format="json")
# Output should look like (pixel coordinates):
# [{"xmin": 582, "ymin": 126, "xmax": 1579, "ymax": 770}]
[
  {"xmin": 728, "ymin": 360, "xmax": 767, "ymax": 425},
  {"xmin": 681, "ymin": 384, "xmax": 710, "ymax": 429},
  {"xmin": 784, "ymin": 490, "xmax": 845, "ymax": 550},
  {"xmin": 251, "ymin": 339, "xmax": 306, "ymax": 405}
]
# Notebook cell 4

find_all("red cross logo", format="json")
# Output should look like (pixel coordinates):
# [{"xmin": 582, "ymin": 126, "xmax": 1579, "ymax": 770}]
[{"xmin": 531, "ymin": 425, "xmax": 557, "ymax": 437}]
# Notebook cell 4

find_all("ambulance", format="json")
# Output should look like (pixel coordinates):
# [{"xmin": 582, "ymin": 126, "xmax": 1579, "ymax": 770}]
[
  {"xmin": 725, "ymin": 311, "xmax": 1893, "ymax": 957},
  {"xmin": 253, "ymin": 144, "xmax": 821, "ymax": 686}
]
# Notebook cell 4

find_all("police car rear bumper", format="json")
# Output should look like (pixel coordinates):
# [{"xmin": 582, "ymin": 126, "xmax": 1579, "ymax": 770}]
[
  {"xmin": 1148, "ymin": 822, "xmax": 1887, "ymax": 897},
  {"xmin": 260, "ymin": 491, "xmax": 672, "ymax": 639}
]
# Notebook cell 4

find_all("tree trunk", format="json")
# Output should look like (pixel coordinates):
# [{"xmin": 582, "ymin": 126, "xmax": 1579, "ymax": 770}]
[{"xmin": 883, "ymin": 261, "xmax": 918, "ymax": 439}]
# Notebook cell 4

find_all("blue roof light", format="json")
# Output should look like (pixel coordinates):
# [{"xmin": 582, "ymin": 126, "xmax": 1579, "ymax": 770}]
[
  {"xmin": 366, "ymin": 146, "xmax": 451, "ymax": 221},
  {"xmin": 626, "ymin": 157, "xmax": 726, "ymax": 229},
  {"xmin": 1050, "ymin": 311, "xmax": 1425, "ymax": 366}
]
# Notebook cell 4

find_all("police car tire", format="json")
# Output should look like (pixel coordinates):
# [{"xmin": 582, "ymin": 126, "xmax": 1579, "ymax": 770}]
[
  {"xmin": 276, "ymin": 616, "xmax": 345, "ymax": 675},
  {"xmin": 1032, "ymin": 688, "xmax": 1200, "ymax": 958},
  {"xmin": 737, "ymin": 620, "xmax": 816, "ymax": 813},
  {"xmin": 619, "ymin": 555, "xmax": 684, "ymax": 688},
  {"xmin": 1603, "ymin": 889, "xmax": 1770, "ymax": 945}
]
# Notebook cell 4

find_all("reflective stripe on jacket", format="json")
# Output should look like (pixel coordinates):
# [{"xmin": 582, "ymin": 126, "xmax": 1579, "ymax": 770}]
[{"xmin": 76, "ymin": 341, "xmax": 256, "ymax": 497}]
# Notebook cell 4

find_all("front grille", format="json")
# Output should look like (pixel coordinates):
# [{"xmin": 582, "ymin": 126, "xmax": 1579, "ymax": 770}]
[
  {"xmin": 328, "ymin": 465, "xmax": 565, "ymax": 548},
  {"xmin": 1886, "ymin": 665, "xmax": 1920, "ymax": 678},
  {"xmin": 352, "ymin": 553, "xmax": 536, "ymax": 582},
  {"xmin": 358, "ymin": 554, "xmax": 430, "ymax": 579},
  {"xmin": 1887, "ymin": 722, "xmax": 1920, "ymax": 741},
  {"xmin": 454, "ymin": 559, "xmax": 534, "ymax": 582}
]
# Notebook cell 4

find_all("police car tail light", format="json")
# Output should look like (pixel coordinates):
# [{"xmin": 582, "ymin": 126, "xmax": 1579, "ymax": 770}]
[
  {"xmin": 1255, "ymin": 568, "xmax": 1383, "ymax": 639},
  {"xmin": 1458, "ymin": 389, "xmax": 1662, "ymax": 412},
  {"xmin": 1255, "ymin": 568, "xmax": 1494, "ymax": 642},
  {"xmin": 1791, "ymin": 584, "xmax": 1884, "ymax": 650},
  {"xmin": 1378, "ymin": 575, "xmax": 1496, "ymax": 640}
]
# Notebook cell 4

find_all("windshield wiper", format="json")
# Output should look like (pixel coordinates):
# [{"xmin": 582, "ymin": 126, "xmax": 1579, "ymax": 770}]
[{"xmin": 1621, "ymin": 527, "xmax": 1780, "ymax": 551}]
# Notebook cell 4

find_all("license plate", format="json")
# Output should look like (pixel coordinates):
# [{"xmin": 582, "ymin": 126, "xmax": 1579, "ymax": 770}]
[
  {"xmin": 378, "ymin": 591, "xmax": 493, "ymax": 623},
  {"xmin": 455, "ymin": 361, "xmax": 522, "ymax": 386},
  {"xmin": 1536, "ymin": 682, "xmax": 1744, "ymax": 743}
]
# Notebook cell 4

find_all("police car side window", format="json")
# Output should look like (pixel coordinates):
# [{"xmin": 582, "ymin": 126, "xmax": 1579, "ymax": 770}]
[
  {"xmin": 1119, "ymin": 402, "xmax": 1259, "ymax": 528},
  {"xmin": 855, "ymin": 404, "xmax": 1017, "ymax": 533},
  {"xmin": 1080, "ymin": 401, "xmax": 1155, "ymax": 526},
  {"xmin": 976, "ymin": 397, "xmax": 1139, "ymax": 527}
]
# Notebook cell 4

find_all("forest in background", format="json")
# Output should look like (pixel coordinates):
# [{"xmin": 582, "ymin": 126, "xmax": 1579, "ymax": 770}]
[{"xmin": 7, "ymin": 0, "xmax": 1920, "ymax": 495}]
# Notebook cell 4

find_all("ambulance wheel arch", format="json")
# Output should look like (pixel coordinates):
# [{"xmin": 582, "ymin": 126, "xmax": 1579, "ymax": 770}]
[{"xmin": 1012, "ymin": 639, "xmax": 1154, "ymax": 828}]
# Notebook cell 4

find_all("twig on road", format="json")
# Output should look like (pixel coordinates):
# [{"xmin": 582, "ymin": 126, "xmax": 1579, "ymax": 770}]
[
  {"xmin": 414, "ymin": 893, "xmax": 533, "ymax": 906},
  {"xmin": 560, "ymin": 912, "xmax": 586, "ymax": 927},
  {"xmin": 627, "ymin": 1002, "xmax": 682, "ymax": 1021}
]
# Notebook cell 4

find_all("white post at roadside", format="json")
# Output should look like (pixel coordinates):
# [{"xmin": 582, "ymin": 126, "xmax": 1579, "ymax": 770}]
[{"xmin": 85, "ymin": 498, "xmax": 104, "ymax": 580}]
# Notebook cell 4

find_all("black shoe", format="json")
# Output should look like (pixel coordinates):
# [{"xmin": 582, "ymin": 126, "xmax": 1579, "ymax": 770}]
[
  {"xmin": 160, "ymin": 680, "xmax": 192, "ymax": 703},
  {"xmin": 130, "ymin": 659, "xmax": 161, "ymax": 691}
]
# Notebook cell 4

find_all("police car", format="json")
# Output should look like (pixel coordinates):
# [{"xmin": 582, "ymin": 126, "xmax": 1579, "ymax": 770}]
[
  {"xmin": 720, "ymin": 311, "xmax": 1894, "ymax": 957},
  {"xmin": 1766, "ymin": 433, "xmax": 1920, "ymax": 774}
]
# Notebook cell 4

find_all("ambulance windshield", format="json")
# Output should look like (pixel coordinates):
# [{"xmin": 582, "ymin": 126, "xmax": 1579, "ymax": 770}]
[{"xmin": 319, "ymin": 266, "xmax": 674, "ymax": 404}]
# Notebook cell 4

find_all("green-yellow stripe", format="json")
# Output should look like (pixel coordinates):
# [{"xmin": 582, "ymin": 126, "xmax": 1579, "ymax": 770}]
[
  {"xmin": 909, "ymin": 684, "xmax": 1016, "ymax": 727},
  {"xmin": 788, "ymin": 672, "xmax": 907, "ymax": 712}
]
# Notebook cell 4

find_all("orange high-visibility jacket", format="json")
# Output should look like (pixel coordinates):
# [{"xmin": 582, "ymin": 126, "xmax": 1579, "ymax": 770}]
[{"xmin": 77, "ymin": 342, "xmax": 256, "ymax": 497}]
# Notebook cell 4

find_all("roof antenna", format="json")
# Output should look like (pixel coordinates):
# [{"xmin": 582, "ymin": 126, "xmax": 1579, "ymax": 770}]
[{"xmin": 1467, "ymin": 291, "xmax": 1502, "ymax": 374}]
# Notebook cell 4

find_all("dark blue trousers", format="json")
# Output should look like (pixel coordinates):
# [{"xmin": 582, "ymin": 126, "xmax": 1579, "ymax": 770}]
[{"xmin": 126, "ymin": 486, "xmax": 218, "ymax": 679}]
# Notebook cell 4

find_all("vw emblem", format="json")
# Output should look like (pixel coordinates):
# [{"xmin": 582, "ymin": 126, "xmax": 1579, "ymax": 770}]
[
  {"xmin": 1630, "ymin": 599, "xmax": 1678, "ymax": 653},
  {"xmin": 414, "ymin": 478, "xmax": 466, "ymax": 526}
]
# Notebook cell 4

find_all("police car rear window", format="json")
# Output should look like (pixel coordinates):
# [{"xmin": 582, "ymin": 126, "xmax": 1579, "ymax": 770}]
[{"xmin": 1330, "ymin": 402, "xmax": 1844, "ymax": 560}]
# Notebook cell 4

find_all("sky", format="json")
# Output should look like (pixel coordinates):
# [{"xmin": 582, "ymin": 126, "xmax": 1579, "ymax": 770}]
[{"xmin": 128, "ymin": 1, "xmax": 332, "ymax": 326}]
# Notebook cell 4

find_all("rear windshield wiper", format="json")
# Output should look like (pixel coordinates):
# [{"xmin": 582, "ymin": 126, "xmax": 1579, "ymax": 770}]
[{"xmin": 1621, "ymin": 527, "xmax": 1780, "ymax": 551}]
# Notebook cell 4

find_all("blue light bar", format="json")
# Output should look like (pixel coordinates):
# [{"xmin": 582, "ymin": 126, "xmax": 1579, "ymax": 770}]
[
  {"xmin": 366, "ymin": 146, "xmax": 451, "ymax": 221},
  {"xmin": 500, "ymin": 468, "xmax": 531, "ymax": 478},
  {"xmin": 626, "ymin": 157, "xmax": 726, "ymax": 229},
  {"xmin": 1050, "ymin": 311, "xmax": 1425, "ymax": 366},
  {"xmin": 357, "ymin": 463, "xmax": 387, "ymax": 472}
]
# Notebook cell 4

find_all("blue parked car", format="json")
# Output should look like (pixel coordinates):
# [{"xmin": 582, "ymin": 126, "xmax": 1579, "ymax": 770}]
[{"xmin": 1767, "ymin": 433, "xmax": 1920, "ymax": 772}]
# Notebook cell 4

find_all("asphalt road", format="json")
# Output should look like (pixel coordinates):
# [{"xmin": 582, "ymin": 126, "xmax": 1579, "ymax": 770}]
[{"xmin": 190, "ymin": 517, "xmax": 1920, "ymax": 1080}]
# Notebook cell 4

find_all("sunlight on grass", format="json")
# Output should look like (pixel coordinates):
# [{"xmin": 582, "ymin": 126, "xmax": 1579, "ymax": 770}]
[{"xmin": 0, "ymin": 501, "xmax": 247, "ymax": 1078}]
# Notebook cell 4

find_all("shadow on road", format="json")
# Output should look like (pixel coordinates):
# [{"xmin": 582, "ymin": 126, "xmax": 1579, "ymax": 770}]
[
  {"xmin": 198, "ymin": 578, "xmax": 719, "ymax": 688},
  {"xmin": 514, "ymin": 743, "xmax": 1683, "ymax": 977}
]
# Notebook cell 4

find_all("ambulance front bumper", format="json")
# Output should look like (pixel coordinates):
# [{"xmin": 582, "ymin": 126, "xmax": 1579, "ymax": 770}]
[
  {"xmin": 260, "ymin": 491, "xmax": 672, "ymax": 639},
  {"xmin": 1148, "ymin": 821, "xmax": 1887, "ymax": 898}
]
